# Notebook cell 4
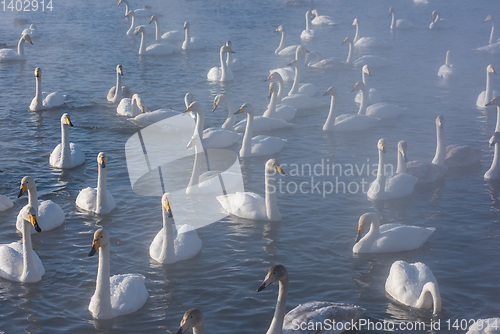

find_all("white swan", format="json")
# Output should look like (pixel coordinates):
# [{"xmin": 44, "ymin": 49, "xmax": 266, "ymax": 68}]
[
  {"xmin": 367, "ymin": 139, "xmax": 418, "ymax": 200},
  {"xmin": 0, "ymin": 33, "xmax": 32, "ymax": 61},
  {"xmin": 135, "ymin": 25, "xmax": 180, "ymax": 55},
  {"xmin": 353, "ymin": 55, "xmax": 392, "ymax": 68},
  {"xmin": 29, "ymin": 67, "xmax": 66, "ymax": 111},
  {"xmin": 185, "ymin": 101, "xmax": 242, "ymax": 149},
  {"xmin": 311, "ymin": 9, "xmax": 336, "ymax": 26},
  {"xmin": 176, "ymin": 309, "xmax": 205, "ymax": 334},
  {"xmin": 300, "ymin": 10, "xmax": 315, "ymax": 40},
  {"xmin": 286, "ymin": 59, "xmax": 319, "ymax": 97},
  {"xmin": 352, "ymin": 18, "xmax": 390, "ymax": 49},
  {"xmin": 0, "ymin": 205, "xmax": 44, "ymax": 283},
  {"xmin": 130, "ymin": 93, "xmax": 191, "ymax": 126},
  {"xmin": 225, "ymin": 41, "xmax": 245, "ymax": 71},
  {"xmin": 49, "ymin": 113, "xmax": 85, "ymax": 169},
  {"xmin": 385, "ymin": 261, "xmax": 441, "ymax": 315},
  {"xmin": 125, "ymin": 11, "xmax": 153, "ymax": 36},
  {"xmin": 354, "ymin": 65, "xmax": 382, "ymax": 104},
  {"xmin": 476, "ymin": 15, "xmax": 500, "ymax": 55},
  {"xmin": 406, "ymin": 115, "xmax": 448, "ymax": 184},
  {"xmin": 484, "ymin": 132, "xmax": 500, "ymax": 180},
  {"xmin": 466, "ymin": 318, "xmax": 500, "ymax": 334},
  {"xmin": 442, "ymin": 119, "xmax": 481, "ymax": 168},
  {"xmin": 118, "ymin": 0, "xmax": 160, "ymax": 18},
  {"xmin": 117, "ymin": 93, "xmax": 144, "ymax": 117},
  {"xmin": 233, "ymin": 100, "xmax": 292, "ymax": 133},
  {"xmin": 437, "ymin": 50, "xmax": 456, "ymax": 79},
  {"xmin": 88, "ymin": 229, "xmax": 149, "ymax": 319},
  {"xmin": 257, "ymin": 264, "xmax": 365, "ymax": 334},
  {"xmin": 274, "ymin": 25, "xmax": 299, "ymax": 57},
  {"xmin": 234, "ymin": 104, "xmax": 287, "ymax": 157},
  {"xmin": 149, "ymin": 15, "xmax": 183, "ymax": 42},
  {"xmin": 485, "ymin": 15, "xmax": 497, "ymax": 45},
  {"xmin": 429, "ymin": 10, "xmax": 451, "ymax": 29},
  {"xmin": 217, "ymin": 159, "xmax": 286, "ymax": 221},
  {"xmin": 486, "ymin": 96, "xmax": 500, "ymax": 133},
  {"xmin": 16, "ymin": 176, "xmax": 65, "ymax": 234},
  {"xmin": 306, "ymin": 37, "xmax": 353, "ymax": 71},
  {"xmin": 22, "ymin": 24, "xmax": 40, "ymax": 38},
  {"xmin": 279, "ymin": 63, "xmax": 327, "ymax": 110},
  {"xmin": 389, "ymin": 7, "xmax": 412, "ymax": 30},
  {"xmin": 263, "ymin": 81, "xmax": 297, "ymax": 121},
  {"xmin": 149, "ymin": 193, "xmax": 202, "ymax": 264},
  {"xmin": 181, "ymin": 21, "xmax": 206, "ymax": 50},
  {"xmin": 207, "ymin": 45, "xmax": 235, "ymax": 82},
  {"xmin": 212, "ymin": 93, "xmax": 237, "ymax": 130},
  {"xmin": 107, "ymin": 64, "xmax": 132, "ymax": 103},
  {"xmin": 477, "ymin": 65, "xmax": 498, "ymax": 107},
  {"xmin": 76, "ymin": 152, "xmax": 116, "ymax": 215},
  {"xmin": 353, "ymin": 213, "xmax": 435, "ymax": 253},
  {"xmin": 270, "ymin": 45, "xmax": 308, "ymax": 82}
]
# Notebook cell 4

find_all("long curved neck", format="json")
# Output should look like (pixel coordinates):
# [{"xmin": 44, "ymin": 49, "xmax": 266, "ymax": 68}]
[
  {"xmin": 184, "ymin": 26, "xmax": 191, "ymax": 44},
  {"xmin": 138, "ymin": 31, "xmax": 146, "ymax": 54},
  {"xmin": 357, "ymin": 86, "xmax": 368, "ymax": 115},
  {"xmin": 415, "ymin": 282, "xmax": 441, "ymax": 315},
  {"xmin": 365, "ymin": 220, "xmax": 380, "ymax": 241},
  {"xmin": 276, "ymin": 29, "xmax": 286, "ymax": 53},
  {"xmin": 123, "ymin": 1, "xmax": 129, "ymax": 15},
  {"xmin": 267, "ymin": 278, "xmax": 289, "ymax": 334},
  {"xmin": 489, "ymin": 140, "xmax": 500, "ymax": 174},
  {"xmin": 265, "ymin": 167, "xmax": 281, "ymax": 221},
  {"xmin": 353, "ymin": 23, "xmax": 360, "ymax": 44},
  {"xmin": 18, "ymin": 36, "xmax": 26, "ymax": 57},
  {"xmin": 362, "ymin": 70, "xmax": 368, "ymax": 85},
  {"xmin": 27, "ymin": 186, "xmax": 38, "ymax": 213},
  {"xmin": 61, "ymin": 123, "xmax": 72, "ymax": 166},
  {"xmin": 323, "ymin": 95, "xmax": 337, "ymax": 131},
  {"xmin": 35, "ymin": 76, "xmax": 42, "ymax": 106},
  {"xmin": 375, "ymin": 150, "xmax": 386, "ymax": 195},
  {"xmin": 127, "ymin": 15, "xmax": 135, "ymax": 34},
  {"xmin": 221, "ymin": 98, "xmax": 236, "ymax": 130},
  {"xmin": 193, "ymin": 323, "xmax": 204, "ymax": 334},
  {"xmin": 95, "ymin": 244, "xmax": 112, "ymax": 316},
  {"xmin": 265, "ymin": 91, "xmax": 278, "ymax": 118},
  {"xmin": 346, "ymin": 42, "xmax": 353, "ymax": 63},
  {"xmin": 496, "ymin": 106, "xmax": 500, "ymax": 133},
  {"xmin": 154, "ymin": 20, "xmax": 160, "ymax": 41},
  {"xmin": 240, "ymin": 112, "xmax": 253, "ymax": 157},
  {"xmin": 432, "ymin": 125, "xmax": 445, "ymax": 165},
  {"xmin": 490, "ymin": 20, "xmax": 495, "ymax": 44},
  {"xmin": 390, "ymin": 12, "xmax": 396, "ymax": 30},
  {"xmin": 113, "ymin": 71, "xmax": 122, "ymax": 101},
  {"xmin": 288, "ymin": 65, "xmax": 300, "ymax": 96},
  {"xmin": 131, "ymin": 95, "xmax": 140, "ymax": 115},
  {"xmin": 21, "ymin": 219, "xmax": 37, "ymax": 281},
  {"xmin": 226, "ymin": 50, "xmax": 232, "ymax": 67},
  {"xmin": 445, "ymin": 51, "xmax": 450, "ymax": 65},
  {"xmin": 275, "ymin": 75, "xmax": 285, "ymax": 102},
  {"xmin": 486, "ymin": 69, "xmax": 494, "ymax": 104},
  {"xmin": 159, "ymin": 207, "xmax": 175, "ymax": 263},
  {"xmin": 305, "ymin": 13, "xmax": 311, "ymax": 30},
  {"xmin": 96, "ymin": 165, "xmax": 109, "ymax": 214},
  {"xmin": 195, "ymin": 109, "xmax": 204, "ymax": 140},
  {"xmin": 434, "ymin": 13, "xmax": 440, "ymax": 23},
  {"xmin": 396, "ymin": 150, "xmax": 406, "ymax": 173},
  {"xmin": 220, "ymin": 50, "xmax": 228, "ymax": 80},
  {"xmin": 187, "ymin": 145, "xmax": 201, "ymax": 191}
]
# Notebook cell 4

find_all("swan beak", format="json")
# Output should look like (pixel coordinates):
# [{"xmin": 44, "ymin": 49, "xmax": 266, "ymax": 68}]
[
  {"xmin": 302, "ymin": 47, "xmax": 309, "ymax": 53},
  {"xmin": 402, "ymin": 152, "xmax": 408, "ymax": 162},
  {"xmin": 355, "ymin": 225, "xmax": 365, "ymax": 243},
  {"xmin": 234, "ymin": 105, "xmax": 246, "ymax": 115},
  {"xmin": 149, "ymin": 15, "xmax": 155, "ymax": 24},
  {"xmin": 140, "ymin": 105, "xmax": 145, "ymax": 113},
  {"xmin": 350, "ymin": 86, "xmax": 358, "ymax": 93},
  {"xmin": 117, "ymin": 0, "xmax": 121, "ymax": 5},
  {"xmin": 274, "ymin": 27, "xmax": 280, "ymax": 32},
  {"xmin": 380, "ymin": 144, "xmax": 386, "ymax": 153},
  {"xmin": 287, "ymin": 62, "xmax": 293, "ymax": 66},
  {"xmin": 177, "ymin": 321, "xmax": 189, "ymax": 334},
  {"xmin": 323, "ymin": 91, "xmax": 329, "ymax": 96},
  {"xmin": 212, "ymin": 102, "xmax": 218, "ymax": 112},
  {"xmin": 17, "ymin": 183, "xmax": 27, "ymax": 198},
  {"xmin": 35, "ymin": 69, "xmax": 41, "ymax": 78},
  {"xmin": 264, "ymin": 74, "xmax": 272, "ymax": 82},
  {"xmin": 257, "ymin": 276, "xmax": 272, "ymax": 292},
  {"xmin": 276, "ymin": 165, "xmax": 287, "ymax": 176},
  {"xmin": 486, "ymin": 99, "xmax": 495, "ymax": 106},
  {"xmin": 186, "ymin": 138, "xmax": 196, "ymax": 149},
  {"xmin": 227, "ymin": 47, "xmax": 235, "ymax": 54},
  {"xmin": 165, "ymin": 199, "xmax": 173, "ymax": 218},
  {"xmin": 365, "ymin": 68, "xmax": 371, "ymax": 76},
  {"xmin": 88, "ymin": 238, "xmax": 101, "ymax": 257},
  {"xmin": 99, "ymin": 156, "xmax": 106, "ymax": 169},
  {"xmin": 30, "ymin": 213, "xmax": 41, "ymax": 233}
]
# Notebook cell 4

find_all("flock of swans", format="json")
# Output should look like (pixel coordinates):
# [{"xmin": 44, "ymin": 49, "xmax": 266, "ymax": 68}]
[{"xmin": 0, "ymin": 0, "xmax": 499, "ymax": 333}]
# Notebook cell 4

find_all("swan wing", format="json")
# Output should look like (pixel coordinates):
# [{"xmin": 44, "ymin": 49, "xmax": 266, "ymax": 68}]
[
  {"xmin": 354, "ymin": 37, "xmax": 391, "ymax": 49},
  {"xmin": 277, "ymin": 45, "xmax": 299, "ymax": 57},
  {"xmin": 202, "ymin": 128, "xmax": 242, "ymax": 149},
  {"xmin": 334, "ymin": 114, "xmax": 379, "ymax": 131},
  {"xmin": 70, "ymin": 142, "xmax": 86, "ymax": 167},
  {"xmin": 311, "ymin": 16, "xmax": 337, "ymax": 26},
  {"xmin": 117, "ymin": 98, "xmax": 133, "ymax": 116},
  {"xmin": 0, "ymin": 48, "xmax": 20, "ymax": 61},
  {"xmin": 366, "ymin": 102, "xmax": 403, "ymax": 119},
  {"xmin": 43, "ymin": 92, "xmax": 66, "ymax": 109},
  {"xmin": 250, "ymin": 135, "xmax": 286, "ymax": 156},
  {"xmin": 445, "ymin": 145, "xmax": 482, "ymax": 168},
  {"xmin": 298, "ymin": 83, "xmax": 319, "ymax": 97},
  {"xmin": 353, "ymin": 55, "xmax": 392, "ymax": 68},
  {"xmin": 263, "ymin": 104, "xmax": 297, "ymax": 121},
  {"xmin": 161, "ymin": 30, "xmax": 184, "ymax": 42},
  {"xmin": 437, "ymin": 64, "xmax": 456, "ymax": 78},
  {"xmin": 281, "ymin": 94, "xmax": 328, "ymax": 110},
  {"xmin": 145, "ymin": 43, "xmax": 179, "ymax": 55},
  {"xmin": 216, "ymin": 192, "xmax": 267, "ymax": 220},
  {"xmin": 121, "ymin": 86, "xmax": 132, "ymax": 98},
  {"xmin": 372, "ymin": 225, "xmax": 435, "ymax": 253},
  {"xmin": 384, "ymin": 173, "xmax": 418, "ymax": 198},
  {"xmin": 16, "ymin": 200, "xmax": 65, "ymax": 233},
  {"xmin": 300, "ymin": 29, "xmax": 315, "ymax": 40},
  {"xmin": 107, "ymin": 86, "xmax": 117, "ymax": 101},
  {"xmin": 174, "ymin": 224, "xmax": 202, "ymax": 261},
  {"xmin": 207, "ymin": 66, "xmax": 222, "ymax": 81},
  {"xmin": 0, "ymin": 242, "xmax": 44, "ymax": 282},
  {"xmin": 475, "ymin": 41, "xmax": 500, "ymax": 55},
  {"xmin": 109, "ymin": 273, "xmax": 149, "ymax": 316},
  {"xmin": 76, "ymin": 187, "xmax": 98, "ymax": 212}
]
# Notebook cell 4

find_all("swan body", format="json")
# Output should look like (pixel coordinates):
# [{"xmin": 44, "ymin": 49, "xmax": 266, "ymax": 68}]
[
  {"xmin": 107, "ymin": 65, "xmax": 132, "ymax": 103},
  {"xmin": 0, "ymin": 206, "xmax": 44, "ymax": 282},
  {"xmin": 270, "ymin": 45, "xmax": 308, "ymax": 82},
  {"xmin": 233, "ymin": 109, "xmax": 292, "ymax": 132},
  {"xmin": 466, "ymin": 318, "xmax": 500, "ymax": 334},
  {"xmin": 263, "ymin": 81, "xmax": 297, "ymax": 121},
  {"xmin": 76, "ymin": 153, "xmax": 116, "ymax": 215},
  {"xmin": 0, "ymin": 33, "xmax": 32, "ymax": 61},
  {"xmin": 16, "ymin": 176, "xmax": 65, "ymax": 234},
  {"xmin": 217, "ymin": 159, "xmax": 286, "ymax": 221},
  {"xmin": 182, "ymin": 22, "xmax": 206, "ymax": 50},
  {"xmin": 353, "ymin": 213, "xmax": 435, "ymax": 253},
  {"xmin": 149, "ymin": 15, "xmax": 183, "ymax": 42},
  {"xmin": 207, "ymin": 45, "xmax": 235, "ymax": 82},
  {"xmin": 352, "ymin": 18, "xmax": 390, "ymax": 49},
  {"xmin": 354, "ymin": 65, "xmax": 382, "ymax": 105},
  {"xmin": 257, "ymin": 264, "xmax": 365, "ymax": 334},
  {"xmin": 429, "ymin": 10, "xmax": 451, "ymax": 29},
  {"xmin": 311, "ymin": 9, "xmax": 336, "ymax": 26},
  {"xmin": 366, "ymin": 103, "xmax": 403, "ymax": 119},
  {"xmin": 129, "ymin": 108, "xmax": 180, "ymax": 127},
  {"xmin": 22, "ymin": 24, "xmax": 40, "ymax": 38},
  {"xmin": 385, "ymin": 261, "xmax": 441, "ymax": 315},
  {"xmin": 234, "ymin": 104, "xmax": 287, "ymax": 157},
  {"xmin": 274, "ymin": 25, "xmax": 299, "ymax": 56},
  {"xmin": 353, "ymin": 55, "xmax": 392, "ymax": 68},
  {"xmin": 49, "ymin": 113, "xmax": 85, "ymax": 169},
  {"xmin": 367, "ymin": 139, "xmax": 417, "ymax": 200},
  {"xmin": 477, "ymin": 65, "xmax": 498, "ymax": 107},
  {"xmin": 0, "ymin": 194, "xmax": 13, "ymax": 211},
  {"xmin": 149, "ymin": 193, "xmax": 202, "ymax": 264},
  {"xmin": 118, "ymin": 0, "xmax": 160, "ymax": 18},
  {"xmin": 484, "ymin": 132, "xmax": 500, "ymax": 180},
  {"xmin": 88, "ymin": 229, "xmax": 148, "ymax": 319},
  {"xmin": 389, "ymin": 7, "xmax": 412, "ymax": 30},
  {"xmin": 281, "ymin": 93, "xmax": 327, "ymax": 110},
  {"xmin": 135, "ymin": 25, "xmax": 180, "ymax": 55},
  {"xmin": 437, "ymin": 50, "xmax": 456, "ymax": 78},
  {"xmin": 300, "ymin": 11, "xmax": 315, "ymax": 40},
  {"xmin": 445, "ymin": 145, "xmax": 482, "ymax": 168},
  {"xmin": 117, "ymin": 94, "xmax": 144, "ymax": 117},
  {"xmin": 29, "ymin": 67, "xmax": 66, "ymax": 111}
]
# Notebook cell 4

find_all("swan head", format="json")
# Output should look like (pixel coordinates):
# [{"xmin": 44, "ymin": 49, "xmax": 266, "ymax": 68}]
[
  {"xmin": 487, "ymin": 64, "xmax": 496, "ymax": 74},
  {"xmin": 133, "ymin": 95, "xmax": 145, "ymax": 113},
  {"xmin": 341, "ymin": 36, "xmax": 352, "ymax": 46},
  {"xmin": 34, "ymin": 67, "xmax": 41, "ymax": 78},
  {"xmin": 351, "ymin": 81, "xmax": 366, "ymax": 93},
  {"xmin": 257, "ymin": 264, "xmax": 288, "ymax": 292},
  {"xmin": 485, "ymin": 15, "xmax": 493, "ymax": 23},
  {"xmin": 432, "ymin": 10, "xmax": 439, "ymax": 21},
  {"xmin": 61, "ymin": 113, "xmax": 74, "ymax": 127},
  {"xmin": 135, "ymin": 25, "xmax": 146, "ymax": 35},
  {"xmin": 323, "ymin": 86, "xmax": 337, "ymax": 97},
  {"xmin": 125, "ymin": 10, "xmax": 135, "ymax": 18},
  {"xmin": 88, "ymin": 229, "xmax": 110, "ymax": 257},
  {"xmin": 22, "ymin": 34, "xmax": 33, "ymax": 45},
  {"xmin": 398, "ymin": 140, "xmax": 408, "ymax": 162},
  {"xmin": 22, "ymin": 205, "xmax": 41, "ymax": 233},
  {"xmin": 355, "ymin": 213, "xmax": 379, "ymax": 243},
  {"xmin": 116, "ymin": 64, "xmax": 123, "ymax": 76},
  {"xmin": 225, "ymin": 40, "xmax": 232, "ymax": 49},
  {"xmin": 17, "ymin": 176, "xmax": 35, "ymax": 198},
  {"xmin": 305, "ymin": 10, "xmax": 313, "ymax": 19},
  {"xmin": 266, "ymin": 158, "xmax": 287, "ymax": 176},
  {"xmin": 149, "ymin": 15, "xmax": 157, "ymax": 24},
  {"xmin": 486, "ymin": 96, "xmax": 500, "ymax": 107},
  {"xmin": 177, "ymin": 308, "xmax": 204, "ymax": 334},
  {"xmin": 162, "ymin": 193, "xmax": 173, "ymax": 218},
  {"xmin": 234, "ymin": 103, "xmax": 254, "ymax": 115},
  {"xmin": 378, "ymin": 138, "xmax": 386, "ymax": 153},
  {"xmin": 436, "ymin": 115, "xmax": 444, "ymax": 129},
  {"xmin": 389, "ymin": 7, "xmax": 396, "ymax": 16},
  {"xmin": 362, "ymin": 65, "xmax": 371, "ymax": 76},
  {"xmin": 265, "ymin": 71, "xmax": 283, "ymax": 83},
  {"xmin": 311, "ymin": 9, "xmax": 319, "ymax": 17},
  {"xmin": 220, "ymin": 45, "xmax": 235, "ymax": 54},
  {"xmin": 287, "ymin": 59, "xmax": 299, "ymax": 68},
  {"xmin": 352, "ymin": 18, "xmax": 359, "ymax": 26},
  {"xmin": 212, "ymin": 94, "xmax": 224, "ymax": 112},
  {"xmin": 275, "ymin": 25, "xmax": 284, "ymax": 33},
  {"xmin": 97, "ymin": 152, "xmax": 107, "ymax": 169},
  {"xmin": 489, "ymin": 132, "xmax": 500, "ymax": 147},
  {"xmin": 268, "ymin": 81, "xmax": 278, "ymax": 99},
  {"xmin": 184, "ymin": 21, "xmax": 189, "ymax": 30},
  {"xmin": 185, "ymin": 101, "xmax": 202, "ymax": 115}
]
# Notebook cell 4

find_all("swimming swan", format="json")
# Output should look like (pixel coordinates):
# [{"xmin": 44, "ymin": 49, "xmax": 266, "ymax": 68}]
[
  {"xmin": 0, "ymin": 205, "xmax": 44, "ymax": 282},
  {"xmin": 226, "ymin": 41, "xmax": 245, "ymax": 71},
  {"xmin": 182, "ymin": 21, "xmax": 206, "ymax": 50},
  {"xmin": 263, "ymin": 81, "xmax": 297, "ymax": 121},
  {"xmin": 149, "ymin": 15, "xmax": 183, "ymax": 42},
  {"xmin": 135, "ymin": 25, "xmax": 180, "ymax": 55},
  {"xmin": 354, "ymin": 65, "xmax": 382, "ymax": 104},
  {"xmin": 22, "ymin": 24, "xmax": 40, "ymax": 38},
  {"xmin": 149, "ymin": 193, "xmax": 202, "ymax": 264},
  {"xmin": 88, "ymin": 229, "xmax": 149, "ymax": 319},
  {"xmin": 117, "ymin": 93, "xmax": 144, "ymax": 117},
  {"xmin": 29, "ymin": 67, "xmax": 66, "ymax": 111},
  {"xmin": 270, "ymin": 45, "xmax": 308, "ymax": 82},
  {"xmin": 286, "ymin": 59, "xmax": 319, "ymax": 97},
  {"xmin": 305, "ymin": 37, "xmax": 353, "ymax": 71},
  {"xmin": 207, "ymin": 45, "xmax": 235, "ymax": 82},
  {"xmin": 49, "ymin": 113, "xmax": 85, "ymax": 169},
  {"xmin": 353, "ymin": 213, "xmax": 435, "ymax": 253},
  {"xmin": 107, "ymin": 64, "xmax": 132, "ymax": 103},
  {"xmin": 484, "ymin": 132, "xmax": 500, "ymax": 180},
  {"xmin": 16, "ymin": 176, "xmax": 65, "ymax": 234},
  {"xmin": 217, "ymin": 159, "xmax": 286, "ymax": 221},
  {"xmin": 385, "ymin": 261, "xmax": 441, "ymax": 315},
  {"xmin": 274, "ymin": 25, "xmax": 299, "ymax": 57},
  {"xmin": 311, "ymin": 9, "xmax": 336, "ymax": 26},
  {"xmin": 0, "ymin": 33, "xmax": 32, "ymax": 61},
  {"xmin": 477, "ymin": 65, "xmax": 498, "ymax": 108},
  {"xmin": 76, "ymin": 152, "xmax": 116, "ymax": 215},
  {"xmin": 257, "ymin": 264, "xmax": 365, "ymax": 334},
  {"xmin": 118, "ymin": 0, "xmax": 160, "ymax": 18},
  {"xmin": 476, "ymin": 15, "xmax": 500, "ymax": 55},
  {"xmin": 367, "ymin": 139, "xmax": 417, "ymax": 200},
  {"xmin": 212, "ymin": 93, "xmax": 237, "ymax": 130},
  {"xmin": 176, "ymin": 309, "xmax": 206, "ymax": 334},
  {"xmin": 429, "ymin": 10, "xmax": 451, "ymax": 29},
  {"xmin": 300, "ymin": 10, "xmax": 315, "ymax": 40},
  {"xmin": 389, "ymin": 7, "xmax": 412, "ymax": 30},
  {"xmin": 352, "ymin": 18, "xmax": 390, "ymax": 49},
  {"xmin": 437, "ymin": 50, "xmax": 456, "ymax": 79}
]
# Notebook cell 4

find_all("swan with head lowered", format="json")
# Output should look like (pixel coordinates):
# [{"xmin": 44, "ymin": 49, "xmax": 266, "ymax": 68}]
[
  {"xmin": 311, "ymin": 9, "xmax": 336, "ymax": 26},
  {"xmin": 476, "ymin": 15, "xmax": 500, "ymax": 55},
  {"xmin": 16, "ymin": 176, "xmax": 65, "ymax": 234},
  {"xmin": 477, "ymin": 65, "xmax": 498, "ymax": 108},
  {"xmin": 389, "ymin": 7, "xmax": 412, "ymax": 30},
  {"xmin": 217, "ymin": 159, "xmax": 286, "ymax": 221},
  {"xmin": 76, "ymin": 152, "xmax": 116, "ymax": 215},
  {"xmin": 257, "ymin": 264, "xmax": 365, "ymax": 334},
  {"xmin": 437, "ymin": 50, "xmax": 456, "ymax": 79},
  {"xmin": 117, "ymin": 93, "xmax": 145, "ymax": 117},
  {"xmin": 182, "ymin": 21, "xmax": 206, "ymax": 50},
  {"xmin": 484, "ymin": 132, "xmax": 500, "ymax": 180},
  {"xmin": 305, "ymin": 37, "xmax": 353, "ymax": 71},
  {"xmin": 135, "ymin": 25, "xmax": 180, "ymax": 55},
  {"xmin": 367, "ymin": 139, "xmax": 418, "ymax": 200},
  {"xmin": 88, "ymin": 229, "xmax": 149, "ymax": 319},
  {"xmin": 270, "ymin": 45, "xmax": 308, "ymax": 82},
  {"xmin": 149, "ymin": 193, "xmax": 202, "ymax": 264},
  {"xmin": 354, "ymin": 65, "xmax": 382, "ymax": 104},
  {"xmin": 212, "ymin": 93, "xmax": 237, "ymax": 130},
  {"xmin": 29, "ymin": 67, "xmax": 66, "ymax": 111},
  {"xmin": 207, "ymin": 45, "xmax": 235, "ymax": 82},
  {"xmin": 353, "ymin": 213, "xmax": 435, "ymax": 253},
  {"xmin": 0, "ymin": 33, "xmax": 32, "ymax": 61},
  {"xmin": 352, "ymin": 18, "xmax": 390, "ymax": 49},
  {"xmin": 118, "ymin": 0, "xmax": 160, "ymax": 18},
  {"xmin": 385, "ymin": 261, "xmax": 441, "ymax": 316},
  {"xmin": 107, "ymin": 65, "xmax": 132, "ymax": 103},
  {"xmin": 49, "ymin": 113, "xmax": 85, "ymax": 169},
  {"xmin": 300, "ymin": 10, "xmax": 315, "ymax": 40},
  {"xmin": 0, "ymin": 205, "xmax": 44, "ymax": 282},
  {"xmin": 429, "ymin": 10, "xmax": 452, "ymax": 29},
  {"xmin": 149, "ymin": 15, "xmax": 183, "ymax": 43},
  {"xmin": 406, "ymin": 116, "xmax": 448, "ymax": 184},
  {"xmin": 263, "ymin": 81, "xmax": 297, "ymax": 121},
  {"xmin": 274, "ymin": 25, "xmax": 300, "ymax": 57}
]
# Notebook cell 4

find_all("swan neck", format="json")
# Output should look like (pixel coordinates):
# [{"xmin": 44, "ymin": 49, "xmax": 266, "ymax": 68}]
[
  {"xmin": 266, "ymin": 90, "xmax": 278, "ymax": 117},
  {"xmin": 27, "ymin": 186, "xmax": 38, "ymax": 213},
  {"xmin": 187, "ymin": 145, "xmax": 201, "ymax": 191},
  {"xmin": 396, "ymin": 150, "xmax": 406, "ymax": 173},
  {"xmin": 184, "ymin": 25, "xmax": 190, "ymax": 44},
  {"xmin": 21, "ymin": 218, "xmax": 36, "ymax": 281},
  {"xmin": 496, "ymin": 106, "xmax": 500, "ymax": 133},
  {"xmin": 486, "ymin": 68, "xmax": 494, "ymax": 103},
  {"xmin": 113, "ymin": 71, "xmax": 122, "ymax": 101},
  {"xmin": 131, "ymin": 95, "xmax": 140, "ymax": 115},
  {"xmin": 276, "ymin": 75, "xmax": 285, "ymax": 102},
  {"xmin": 374, "ymin": 149, "xmax": 387, "ymax": 195},
  {"xmin": 358, "ymin": 86, "xmax": 368, "ymax": 115},
  {"xmin": 323, "ymin": 95, "xmax": 337, "ymax": 131},
  {"xmin": 159, "ymin": 206, "xmax": 175, "ymax": 262},
  {"xmin": 123, "ymin": 1, "xmax": 129, "ymax": 15},
  {"xmin": 226, "ymin": 49, "xmax": 232, "ymax": 67},
  {"xmin": 220, "ymin": 48, "xmax": 228, "ymax": 80},
  {"xmin": 490, "ymin": 20, "xmax": 495, "ymax": 44},
  {"xmin": 432, "ymin": 124, "xmax": 445, "ymax": 166},
  {"xmin": 221, "ymin": 98, "xmax": 236, "ymax": 130},
  {"xmin": 390, "ymin": 12, "xmax": 396, "ymax": 30},
  {"xmin": 346, "ymin": 42, "xmax": 353, "ymax": 63},
  {"xmin": 267, "ymin": 277, "xmax": 289, "ymax": 334},
  {"xmin": 95, "ymin": 244, "xmax": 112, "ymax": 315},
  {"xmin": 289, "ymin": 65, "xmax": 300, "ymax": 96},
  {"xmin": 17, "ymin": 35, "xmax": 25, "ymax": 57},
  {"xmin": 96, "ymin": 165, "xmax": 108, "ymax": 215},
  {"xmin": 61, "ymin": 123, "xmax": 71, "ymax": 165},
  {"xmin": 192, "ymin": 325, "xmax": 204, "ymax": 334},
  {"xmin": 416, "ymin": 282, "xmax": 441, "ymax": 314},
  {"xmin": 128, "ymin": 14, "xmax": 135, "ymax": 34},
  {"xmin": 35, "ymin": 76, "xmax": 42, "ymax": 105},
  {"xmin": 305, "ymin": 12, "xmax": 311, "ymax": 30},
  {"xmin": 154, "ymin": 20, "xmax": 160, "ymax": 41},
  {"xmin": 195, "ymin": 109, "xmax": 204, "ymax": 140},
  {"xmin": 445, "ymin": 52, "xmax": 450, "ymax": 65},
  {"xmin": 240, "ymin": 112, "xmax": 253, "ymax": 157},
  {"xmin": 138, "ymin": 30, "xmax": 146, "ymax": 55},
  {"xmin": 276, "ymin": 29, "xmax": 286, "ymax": 53},
  {"xmin": 265, "ymin": 166, "xmax": 280, "ymax": 221},
  {"xmin": 353, "ymin": 22, "xmax": 359, "ymax": 44}
]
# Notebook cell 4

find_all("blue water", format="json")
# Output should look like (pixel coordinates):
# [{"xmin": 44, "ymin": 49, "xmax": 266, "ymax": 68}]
[{"xmin": 0, "ymin": 0, "xmax": 499, "ymax": 333}]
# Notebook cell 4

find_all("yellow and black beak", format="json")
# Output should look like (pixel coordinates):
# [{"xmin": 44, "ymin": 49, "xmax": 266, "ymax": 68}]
[
  {"xmin": 17, "ymin": 183, "xmax": 27, "ymax": 198},
  {"xmin": 486, "ymin": 98, "xmax": 496, "ymax": 106},
  {"xmin": 30, "ymin": 213, "xmax": 41, "ymax": 233},
  {"xmin": 66, "ymin": 117, "xmax": 74, "ymax": 127},
  {"xmin": 165, "ymin": 198, "xmax": 173, "ymax": 218},
  {"xmin": 212, "ymin": 101, "xmax": 218, "ymax": 113},
  {"xmin": 365, "ymin": 68, "xmax": 371, "ymax": 76},
  {"xmin": 227, "ymin": 47, "xmax": 235, "ymax": 54},
  {"xmin": 140, "ymin": 105, "xmax": 145, "ymax": 113},
  {"xmin": 88, "ymin": 238, "xmax": 101, "ymax": 257},
  {"xmin": 99, "ymin": 156, "xmax": 106, "ymax": 169},
  {"xmin": 149, "ymin": 15, "xmax": 155, "ymax": 24},
  {"xmin": 26, "ymin": 35, "xmax": 33, "ymax": 45},
  {"xmin": 276, "ymin": 164, "xmax": 287, "ymax": 176},
  {"xmin": 355, "ymin": 225, "xmax": 365, "ymax": 243},
  {"xmin": 35, "ymin": 69, "xmax": 41, "ymax": 78},
  {"xmin": 264, "ymin": 74, "xmax": 272, "ymax": 83},
  {"xmin": 350, "ymin": 85, "xmax": 358, "ymax": 93},
  {"xmin": 380, "ymin": 143, "xmax": 386, "ymax": 153},
  {"xmin": 234, "ymin": 105, "xmax": 246, "ymax": 115}
]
